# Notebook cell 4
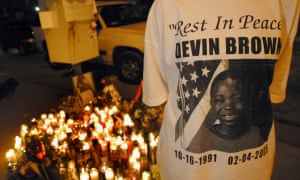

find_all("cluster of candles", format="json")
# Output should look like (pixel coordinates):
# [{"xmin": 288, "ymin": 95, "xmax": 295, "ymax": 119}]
[{"xmin": 6, "ymin": 103, "xmax": 160, "ymax": 180}]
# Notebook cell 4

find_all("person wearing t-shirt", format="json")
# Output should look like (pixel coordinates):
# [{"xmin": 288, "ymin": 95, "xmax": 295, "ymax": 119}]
[{"xmin": 142, "ymin": 0, "xmax": 299, "ymax": 179}]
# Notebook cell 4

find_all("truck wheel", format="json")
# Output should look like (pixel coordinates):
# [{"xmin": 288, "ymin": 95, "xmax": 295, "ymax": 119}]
[{"xmin": 116, "ymin": 51, "xmax": 143, "ymax": 84}]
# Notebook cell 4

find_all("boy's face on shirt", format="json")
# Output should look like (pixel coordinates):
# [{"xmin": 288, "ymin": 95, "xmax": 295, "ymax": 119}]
[{"xmin": 212, "ymin": 78, "xmax": 244, "ymax": 127}]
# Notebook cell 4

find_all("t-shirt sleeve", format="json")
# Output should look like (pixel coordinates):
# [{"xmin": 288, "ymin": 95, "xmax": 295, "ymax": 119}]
[
  {"xmin": 269, "ymin": 0, "xmax": 299, "ymax": 103},
  {"xmin": 142, "ymin": 1, "xmax": 168, "ymax": 106}
]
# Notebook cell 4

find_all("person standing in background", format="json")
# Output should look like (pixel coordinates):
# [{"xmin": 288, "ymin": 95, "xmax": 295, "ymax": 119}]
[{"xmin": 142, "ymin": 0, "xmax": 299, "ymax": 179}]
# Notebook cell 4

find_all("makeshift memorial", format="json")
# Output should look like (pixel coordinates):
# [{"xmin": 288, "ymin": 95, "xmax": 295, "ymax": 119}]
[{"xmin": 6, "ymin": 80, "xmax": 163, "ymax": 180}]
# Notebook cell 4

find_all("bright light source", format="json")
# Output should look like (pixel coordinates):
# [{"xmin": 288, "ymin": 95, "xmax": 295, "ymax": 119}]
[{"xmin": 35, "ymin": 6, "xmax": 40, "ymax": 12}]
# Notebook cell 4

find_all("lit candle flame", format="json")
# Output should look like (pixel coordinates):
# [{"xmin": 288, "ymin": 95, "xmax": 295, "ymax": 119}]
[
  {"xmin": 80, "ymin": 168, "xmax": 89, "ymax": 180},
  {"xmin": 90, "ymin": 167, "xmax": 99, "ymax": 180},
  {"xmin": 82, "ymin": 142, "xmax": 90, "ymax": 151},
  {"xmin": 14, "ymin": 136, "xmax": 22, "ymax": 150},
  {"xmin": 105, "ymin": 168, "xmax": 114, "ymax": 180},
  {"xmin": 6, "ymin": 149, "xmax": 17, "ymax": 163},
  {"xmin": 20, "ymin": 124, "xmax": 28, "ymax": 138},
  {"xmin": 123, "ymin": 113, "xmax": 134, "ymax": 127}
]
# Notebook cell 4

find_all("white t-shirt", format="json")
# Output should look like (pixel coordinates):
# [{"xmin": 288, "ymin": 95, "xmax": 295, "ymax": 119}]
[{"xmin": 142, "ymin": 0, "xmax": 299, "ymax": 179}]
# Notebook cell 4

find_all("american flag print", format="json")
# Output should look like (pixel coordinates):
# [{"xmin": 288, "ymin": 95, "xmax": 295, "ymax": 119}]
[{"xmin": 175, "ymin": 60, "xmax": 223, "ymax": 142}]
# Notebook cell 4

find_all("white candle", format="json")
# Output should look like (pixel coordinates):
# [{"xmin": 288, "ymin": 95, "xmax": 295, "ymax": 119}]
[
  {"xmin": 59, "ymin": 110, "xmax": 66, "ymax": 119},
  {"xmin": 59, "ymin": 163, "xmax": 67, "ymax": 176},
  {"xmin": 6, "ymin": 149, "xmax": 17, "ymax": 163},
  {"xmin": 133, "ymin": 161, "xmax": 141, "ymax": 178},
  {"xmin": 14, "ymin": 136, "xmax": 22, "ymax": 150},
  {"xmin": 58, "ymin": 131, "xmax": 67, "ymax": 141},
  {"xmin": 140, "ymin": 142, "xmax": 148, "ymax": 155},
  {"xmin": 68, "ymin": 160, "xmax": 76, "ymax": 172},
  {"xmin": 123, "ymin": 113, "xmax": 134, "ymax": 127},
  {"xmin": 136, "ymin": 133, "xmax": 145, "ymax": 145},
  {"xmin": 20, "ymin": 124, "xmax": 28, "ymax": 138},
  {"xmin": 40, "ymin": 113, "xmax": 47, "ymax": 120},
  {"xmin": 131, "ymin": 147, "xmax": 141, "ymax": 159},
  {"xmin": 67, "ymin": 119, "xmax": 74, "ymax": 126},
  {"xmin": 100, "ymin": 140, "xmax": 108, "ymax": 153},
  {"xmin": 105, "ymin": 168, "xmax": 114, "ymax": 180},
  {"xmin": 51, "ymin": 137, "xmax": 59, "ymax": 150},
  {"xmin": 46, "ymin": 126, "xmax": 54, "ymax": 135},
  {"xmin": 150, "ymin": 139, "xmax": 158, "ymax": 149},
  {"xmin": 84, "ymin": 105, "xmax": 91, "ymax": 112},
  {"xmin": 80, "ymin": 168, "xmax": 89, "ymax": 180},
  {"xmin": 90, "ymin": 168, "xmax": 99, "ymax": 180},
  {"xmin": 142, "ymin": 171, "xmax": 151, "ymax": 180},
  {"xmin": 79, "ymin": 131, "xmax": 87, "ymax": 141},
  {"xmin": 108, "ymin": 105, "xmax": 118, "ymax": 115},
  {"xmin": 82, "ymin": 142, "xmax": 90, "ymax": 151},
  {"xmin": 121, "ymin": 142, "xmax": 128, "ymax": 152}
]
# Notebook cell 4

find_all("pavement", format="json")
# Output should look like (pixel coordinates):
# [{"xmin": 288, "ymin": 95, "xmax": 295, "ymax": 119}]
[
  {"xmin": 0, "ymin": 36, "xmax": 299, "ymax": 180},
  {"xmin": 0, "ymin": 50, "xmax": 74, "ymax": 179}
]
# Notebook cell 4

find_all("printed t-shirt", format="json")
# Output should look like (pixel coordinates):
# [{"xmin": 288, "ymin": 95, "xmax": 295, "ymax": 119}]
[{"xmin": 142, "ymin": 0, "xmax": 299, "ymax": 179}]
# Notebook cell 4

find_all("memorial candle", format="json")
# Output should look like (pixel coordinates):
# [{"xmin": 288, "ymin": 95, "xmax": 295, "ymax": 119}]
[
  {"xmin": 149, "ymin": 136, "xmax": 158, "ymax": 164},
  {"xmin": 142, "ymin": 171, "xmax": 151, "ymax": 180},
  {"xmin": 105, "ymin": 168, "xmax": 114, "ymax": 180},
  {"xmin": 6, "ymin": 149, "xmax": 18, "ymax": 171},
  {"xmin": 123, "ymin": 113, "xmax": 134, "ymax": 127},
  {"xmin": 80, "ymin": 168, "xmax": 89, "ymax": 180},
  {"xmin": 133, "ymin": 161, "xmax": 141, "ymax": 178},
  {"xmin": 51, "ymin": 137, "xmax": 59, "ymax": 150},
  {"xmin": 6, "ymin": 149, "xmax": 17, "ymax": 164},
  {"xmin": 120, "ymin": 141, "xmax": 129, "ymax": 167},
  {"xmin": 68, "ymin": 160, "xmax": 79, "ymax": 179},
  {"xmin": 140, "ymin": 142, "xmax": 148, "ymax": 156},
  {"xmin": 46, "ymin": 126, "xmax": 54, "ymax": 135},
  {"xmin": 68, "ymin": 160, "xmax": 76, "ymax": 173},
  {"xmin": 20, "ymin": 124, "xmax": 28, "ymax": 139},
  {"xmin": 14, "ymin": 136, "xmax": 22, "ymax": 151},
  {"xmin": 90, "ymin": 167, "xmax": 99, "ymax": 180}
]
